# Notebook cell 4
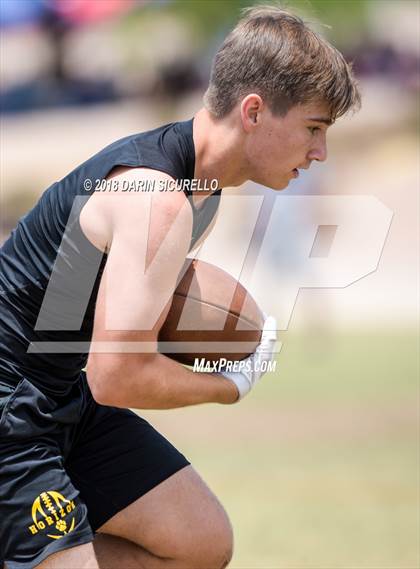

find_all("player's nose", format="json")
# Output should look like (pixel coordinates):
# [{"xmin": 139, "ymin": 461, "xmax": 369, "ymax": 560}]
[{"xmin": 308, "ymin": 138, "xmax": 328, "ymax": 163}]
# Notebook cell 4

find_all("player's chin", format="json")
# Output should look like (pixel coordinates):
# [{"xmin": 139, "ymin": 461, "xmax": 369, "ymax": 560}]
[
  {"xmin": 252, "ymin": 173, "xmax": 288, "ymax": 191},
  {"xmin": 266, "ymin": 179, "xmax": 289, "ymax": 191}
]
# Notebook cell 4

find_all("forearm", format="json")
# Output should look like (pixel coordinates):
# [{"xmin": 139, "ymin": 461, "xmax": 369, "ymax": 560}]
[{"xmin": 87, "ymin": 352, "xmax": 239, "ymax": 409}]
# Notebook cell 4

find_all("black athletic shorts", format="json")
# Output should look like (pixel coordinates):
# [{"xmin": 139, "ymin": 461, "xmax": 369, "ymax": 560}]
[{"xmin": 0, "ymin": 372, "xmax": 190, "ymax": 569}]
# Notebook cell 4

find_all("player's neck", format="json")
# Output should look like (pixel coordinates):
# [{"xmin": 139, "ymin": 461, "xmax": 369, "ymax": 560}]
[{"xmin": 192, "ymin": 108, "xmax": 249, "ymax": 192}]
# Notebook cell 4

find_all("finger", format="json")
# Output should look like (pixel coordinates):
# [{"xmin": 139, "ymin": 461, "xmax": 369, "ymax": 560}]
[{"xmin": 263, "ymin": 316, "xmax": 277, "ymax": 340}]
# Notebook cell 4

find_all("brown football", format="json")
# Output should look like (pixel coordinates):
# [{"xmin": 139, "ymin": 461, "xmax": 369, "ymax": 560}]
[{"xmin": 158, "ymin": 259, "xmax": 264, "ymax": 366}]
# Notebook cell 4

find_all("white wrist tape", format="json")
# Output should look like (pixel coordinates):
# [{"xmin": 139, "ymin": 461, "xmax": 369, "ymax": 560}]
[{"xmin": 219, "ymin": 315, "xmax": 277, "ymax": 400}]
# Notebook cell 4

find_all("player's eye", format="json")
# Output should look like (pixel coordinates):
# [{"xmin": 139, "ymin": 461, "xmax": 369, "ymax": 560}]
[{"xmin": 308, "ymin": 126, "xmax": 320, "ymax": 135}]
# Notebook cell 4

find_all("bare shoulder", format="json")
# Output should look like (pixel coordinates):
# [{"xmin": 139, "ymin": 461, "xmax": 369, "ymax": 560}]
[{"xmin": 79, "ymin": 166, "xmax": 192, "ymax": 252}]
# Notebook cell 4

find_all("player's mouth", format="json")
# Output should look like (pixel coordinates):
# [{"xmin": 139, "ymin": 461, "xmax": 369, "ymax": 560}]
[{"xmin": 291, "ymin": 168, "xmax": 299, "ymax": 178}]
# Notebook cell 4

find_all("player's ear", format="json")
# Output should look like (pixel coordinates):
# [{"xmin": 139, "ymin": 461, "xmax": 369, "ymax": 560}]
[{"xmin": 240, "ymin": 94, "xmax": 264, "ymax": 132}]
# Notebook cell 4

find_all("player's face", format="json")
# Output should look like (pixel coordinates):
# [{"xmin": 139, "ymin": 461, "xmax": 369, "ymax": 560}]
[{"xmin": 244, "ymin": 100, "xmax": 332, "ymax": 190}]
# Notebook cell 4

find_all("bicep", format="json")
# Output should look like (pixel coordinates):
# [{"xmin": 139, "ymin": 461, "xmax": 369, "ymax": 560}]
[{"xmin": 89, "ymin": 184, "xmax": 193, "ymax": 350}]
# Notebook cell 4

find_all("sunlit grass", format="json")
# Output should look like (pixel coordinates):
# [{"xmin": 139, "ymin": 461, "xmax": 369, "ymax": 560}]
[{"xmin": 142, "ymin": 328, "xmax": 419, "ymax": 568}]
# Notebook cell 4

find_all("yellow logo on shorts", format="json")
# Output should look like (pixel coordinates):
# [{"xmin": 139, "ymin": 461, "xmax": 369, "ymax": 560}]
[{"xmin": 28, "ymin": 491, "xmax": 76, "ymax": 539}]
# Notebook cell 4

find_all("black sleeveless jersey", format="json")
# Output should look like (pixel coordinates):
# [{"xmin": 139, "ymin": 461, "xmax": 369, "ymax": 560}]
[{"xmin": 0, "ymin": 119, "xmax": 221, "ymax": 394}]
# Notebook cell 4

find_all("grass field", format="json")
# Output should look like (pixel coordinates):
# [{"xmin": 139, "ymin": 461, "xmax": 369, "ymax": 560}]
[{"xmin": 142, "ymin": 328, "xmax": 419, "ymax": 568}]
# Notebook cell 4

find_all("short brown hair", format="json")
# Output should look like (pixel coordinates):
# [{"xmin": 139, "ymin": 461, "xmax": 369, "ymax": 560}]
[{"xmin": 204, "ymin": 5, "xmax": 361, "ymax": 120}]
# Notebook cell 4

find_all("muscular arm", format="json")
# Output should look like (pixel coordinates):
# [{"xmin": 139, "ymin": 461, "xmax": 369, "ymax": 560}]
[{"xmin": 85, "ymin": 168, "xmax": 237, "ymax": 409}]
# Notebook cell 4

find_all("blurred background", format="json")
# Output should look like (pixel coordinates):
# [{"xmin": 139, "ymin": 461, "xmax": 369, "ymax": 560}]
[{"xmin": 0, "ymin": 0, "xmax": 418, "ymax": 566}]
